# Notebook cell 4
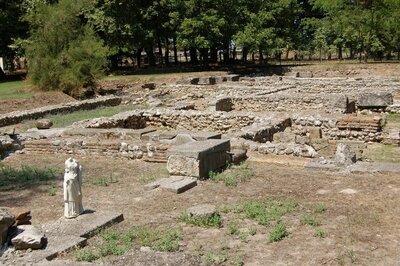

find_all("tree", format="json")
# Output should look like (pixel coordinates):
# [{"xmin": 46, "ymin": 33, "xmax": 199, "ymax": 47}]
[{"xmin": 25, "ymin": 0, "xmax": 108, "ymax": 96}]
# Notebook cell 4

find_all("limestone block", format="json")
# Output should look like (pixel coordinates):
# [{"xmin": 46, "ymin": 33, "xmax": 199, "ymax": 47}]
[
  {"xmin": 309, "ymin": 128, "xmax": 322, "ymax": 139},
  {"xmin": 11, "ymin": 225, "xmax": 45, "ymax": 250},
  {"xmin": 187, "ymin": 204, "xmax": 217, "ymax": 219},
  {"xmin": 273, "ymin": 132, "xmax": 296, "ymax": 143},
  {"xmin": 198, "ymin": 76, "xmax": 216, "ymax": 85},
  {"xmin": 0, "ymin": 208, "xmax": 15, "ymax": 245},
  {"xmin": 357, "ymin": 93, "xmax": 393, "ymax": 108},
  {"xmin": 36, "ymin": 119, "xmax": 53, "ymax": 130},
  {"xmin": 208, "ymin": 97, "xmax": 233, "ymax": 112},
  {"xmin": 335, "ymin": 143, "xmax": 356, "ymax": 165},
  {"xmin": 298, "ymin": 72, "xmax": 313, "ymax": 78},
  {"xmin": 167, "ymin": 139, "xmax": 231, "ymax": 179}
]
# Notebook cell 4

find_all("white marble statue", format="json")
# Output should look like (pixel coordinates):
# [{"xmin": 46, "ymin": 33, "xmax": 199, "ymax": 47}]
[{"xmin": 63, "ymin": 158, "xmax": 83, "ymax": 219}]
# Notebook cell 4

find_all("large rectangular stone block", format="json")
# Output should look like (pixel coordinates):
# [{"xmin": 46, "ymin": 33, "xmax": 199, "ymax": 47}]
[
  {"xmin": 357, "ymin": 93, "xmax": 393, "ymax": 108},
  {"xmin": 167, "ymin": 139, "xmax": 231, "ymax": 179}
]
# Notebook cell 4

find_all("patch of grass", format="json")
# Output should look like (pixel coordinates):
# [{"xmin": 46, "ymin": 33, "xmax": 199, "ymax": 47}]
[
  {"xmin": 92, "ymin": 175, "xmax": 118, "ymax": 187},
  {"xmin": 232, "ymin": 255, "xmax": 245, "ymax": 266},
  {"xmin": 203, "ymin": 250, "xmax": 228, "ymax": 265},
  {"xmin": 235, "ymin": 199, "xmax": 298, "ymax": 225},
  {"xmin": 209, "ymin": 162, "xmax": 254, "ymax": 186},
  {"xmin": 76, "ymin": 226, "xmax": 182, "ymax": 261},
  {"xmin": 364, "ymin": 143, "xmax": 400, "ymax": 163},
  {"xmin": 269, "ymin": 222, "xmax": 288, "ymax": 242},
  {"xmin": 300, "ymin": 215, "xmax": 321, "ymax": 227},
  {"xmin": 44, "ymin": 105, "xmax": 141, "ymax": 128},
  {"xmin": 385, "ymin": 113, "xmax": 400, "ymax": 127},
  {"xmin": 0, "ymin": 165, "xmax": 60, "ymax": 190},
  {"xmin": 314, "ymin": 229, "xmax": 327, "ymax": 238},
  {"xmin": 227, "ymin": 220, "xmax": 239, "ymax": 235},
  {"xmin": 314, "ymin": 203, "xmax": 327, "ymax": 214},
  {"xmin": 0, "ymin": 81, "xmax": 33, "ymax": 100},
  {"xmin": 75, "ymin": 248, "xmax": 99, "ymax": 262},
  {"xmin": 179, "ymin": 212, "xmax": 223, "ymax": 228},
  {"xmin": 48, "ymin": 182, "xmax": 57, "ymax": 196}
]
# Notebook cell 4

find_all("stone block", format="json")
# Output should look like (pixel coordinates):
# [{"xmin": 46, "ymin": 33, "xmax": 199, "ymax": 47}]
[
  {"xmin": 285, "ymin": 72, "xmax": 299, "ymax": 77},
  {"xmin": 141, "ymin": 83, "xmax": 156, "ymax": 90},
  {"xmin": 36, "ymin": 119, "xmax": 53, "ymax": 130},
  {"xmin": 187, "ymin": 204, "xmax": 216, "ymax": 219},
  {"xmin": 357, "ymin": 93, "xmax": 393, "ymax": 108},
  {"xmin": 11, "ymin": 225, "xmax": 46, "ymax": 250},
  {"xmin": 160, "ymin": 177, "xmax": 197, "ymax": 194},
  {"xmin": 309, "ymin": 127, "xmax": 322, "ymax": 139},
  {"xmin": 0, "ymin": 208, "xmax": 15, "ymax": 245},
  {"xmin": 198, "ymin": 77, "xmax": 216, "ymax": 85},
  {"xmin": 208, "ymin": 97, "xmax": 233, "ymax": 112},
  {"xmin": 298, "ymin": 72, "xmax": 313, "ymax": 78},
  {"xmin": 335, "ymin": 143, "xmax": 356, "ymax": 165},
  {"xmin": 225, "ymin": 74, "xmax": 240, "ymax": 82},
  {"xmin": 167, "ymin": 139, "xmax": 231, "ymax": 179},
  {"xmin": 273, "ymin": 132, "xmax": 296, "ymax": 143}
]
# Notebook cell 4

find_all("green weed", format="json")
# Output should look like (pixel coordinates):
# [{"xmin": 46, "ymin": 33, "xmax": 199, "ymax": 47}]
[
  {"xmin": 0, "ymin": 165, "xmax": 59, "ymax": 190},
  {"xmin": 228, "ymin": 220, "xmax": 239, "ymax": 235},
  {"xmin": 92, "ymin": 175, "xmax": 117, "ymax": 187},
  {"xmin": 314, "ymin": 203, "xmax": 327, "ymax": 214},
  {"xmin": 48, "ymin": 182, "xmax": 57, "ymax": 196},
  {"xmin": 75, "ymin": 248, "xmax": 98, "ymax": 262},
  {"xmin": 269, "ymin": 222, "xmax": 288, "ymax": 242},
  {"xmin": 300, "ymin": 215, "xmax": 321, "ymax": 227},
  {"xmin": 314, "ymin": 229, "xmax": 327, "ymax": 238},
  {"xmin": 236, "ymin": 199, "xmax": 298, "ymax": 225},
  {"xmin": 209, "ymin": 162, "xmax": 254, "ymax": 186},
  {"xmin": 179, "ymin": 212, "xmax": 223, "ymax": 228}
]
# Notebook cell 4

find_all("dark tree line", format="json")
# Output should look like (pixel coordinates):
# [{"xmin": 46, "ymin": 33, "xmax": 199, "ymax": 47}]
[{"xmin": 1, "ymin": 0, "xmax": 400, "ymax": 89}]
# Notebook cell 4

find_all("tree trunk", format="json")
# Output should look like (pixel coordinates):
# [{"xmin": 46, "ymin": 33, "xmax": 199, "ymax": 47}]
[
  {"xmin": 223, "ymin": 41, "xmax": 230, "ymax": 63},
  {"xmin": 0, "ymin": 67, "xmax": 5, "ymax": 81},
  {"xmin": 242, "ymin": 47, "xmax": 248, "ymax": 63},
  {"xmin": 199, "ymin": 48, "xmax": 209, "ymax": 65},
  {"xmin": 136, "ymin": 47, "xmax": 143, "ymax": 68},
  {"xmin": 165, "ymin": 37, "xmax": 170, "ymax": 65},
  {"xmin": 338, "ymin": 46, "xmax": 343, "ymax": 60},
  {"xmin": 259, "ymin": 48, "xmax": 263, "ymax": 63},
  {"xmin": 210, "ymin": 47, "xmax": 218, "ymax": 63},
  {"xmin": 233, "ymin": 46, "xmax": 237, "ymax": 61},
  {"xmin": 173, "ymin": 37, "xmax": 178, "ymax": 64},
  {"xmin": 145, "ymin": 47, "xmax": 156, "ymax": 66},
  {"xmin": 158, "ymin": 40, "xmax": 163, "ymax": 65},
  {"xmin": 285, "ymin": 49, "xmax": 289, "ymax": 60},
  {"xmin": 184, "ymin": 48, "xmax": 188, "ymax": 62},
  {"xmin": 189, "ymin": 47, "xmax": 198, "ymax": 64}
]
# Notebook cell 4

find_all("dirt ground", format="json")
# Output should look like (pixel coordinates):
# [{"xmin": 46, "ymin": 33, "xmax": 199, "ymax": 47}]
[
  {"xmin": 0, "ymin": 91, "xmax": 75, "ymax": 115},
  {"xmin": 2, "ymin": 153, "xmax": 400, "ymax": 265}
]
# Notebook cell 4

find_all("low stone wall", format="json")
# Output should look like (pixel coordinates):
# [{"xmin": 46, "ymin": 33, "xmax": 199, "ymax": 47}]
[
  {"xmin": 230, "ymin": 93, "xmax": 349, "ymax": 113},
  {"xmin": 0, "ymin": 96, "xmax": 122, "ymax": 127},
  {"xmin": 73, "ymin": 109, "xmax": 256, "ymax": 133},
  {"xmin": 291, "ymin": 115, "xmax": 383, "ymax": 142}
]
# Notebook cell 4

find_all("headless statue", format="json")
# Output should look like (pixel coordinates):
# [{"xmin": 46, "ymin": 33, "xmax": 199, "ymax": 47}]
[{"xmin": 64, "ymin": 158, "xmax": 83, "ymax": 219}]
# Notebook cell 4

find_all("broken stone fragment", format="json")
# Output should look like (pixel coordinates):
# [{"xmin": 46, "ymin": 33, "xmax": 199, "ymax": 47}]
[
  {"xmin": 335, "ymin": 143, "xmax": 356, "ymax": 165},
  {"xmin": 187, "ymin": 204, "xmax": 217, "ymax": 219},
  {"xmin": 0, "ymin": 208, "xmax": 15, "ymax": 245},
  {"xmin": 36, "ymin": 119, "xmax": 53, "ymax": 130},
  {"xmin": 11, "ymin": 225, "xmax": 46, "ymax": 250}
]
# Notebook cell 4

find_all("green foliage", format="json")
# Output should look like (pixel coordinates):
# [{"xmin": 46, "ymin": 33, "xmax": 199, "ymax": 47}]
[
  {"xmin": 47, "ymin": 182, "xmax": 57, "ymax": 196},
  {"xmin": 227, "ymin": 220, "xmax": 239, "ymax": 235},
  {"xmin": 314, "ymin": 203, "xmax": 327, "ymax": 214},
  {"xmin": 0, "ymin": 81, "xmax": 33, "ymax": 100},
  {"xmin": 235, "ymin": 199, "xmax": 298, "ymax": 225},
  {"xmin": 314, "ymin": 229, "xmax": 327, "ymax": 238},
  {"xmin": 300, "ymin": 215, "xmax": 321, "ymax": 227},
  {"xmin": 179, "ymin": 212, "xmax": 223, "ymax": 228},
  {"xmin": 25, "ymin": 0, "xmax": 108, "ymax": 95},
  {"xmin": 0, "ymin": 165, "xmax": 59, "ymax": 190},
  {"xmin": 269, "ymin": 222, "xmax": 288, "ymax": 242},
  {"xmin": 209, "ymin": 162, "xmax": 254, "ymax": 186},
  {"xmin": 92, "ymin": 175, "xmax": 117, "ymax": 187},
  {"xmin": 75, "ymin": 248, "xmax": 98, "ymax": 262}
]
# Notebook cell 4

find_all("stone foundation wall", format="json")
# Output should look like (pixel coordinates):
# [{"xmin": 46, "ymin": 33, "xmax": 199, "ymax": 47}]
[
  {"xmin": 0, "ymin": 96, "xmax": 122, "ymax": 127},
  {"xmin": 74, "ymin": 109, "xmax": 256, "ymax": 133},
  {"xmin": 231, "ymin": 93, "xmax": 348, "ymax": 113}
]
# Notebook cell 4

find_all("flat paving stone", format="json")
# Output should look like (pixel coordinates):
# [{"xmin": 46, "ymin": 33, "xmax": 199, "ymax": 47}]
[
  {"xmin": 160, "ymin": 177, "xmax": 197, "ymax": 194},
  {"xmin": 7, "ymin": 210, "xmax": 124, "ymax": 264}
]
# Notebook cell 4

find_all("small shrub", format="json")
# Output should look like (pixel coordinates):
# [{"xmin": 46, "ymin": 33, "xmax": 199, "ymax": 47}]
[
  {"xmin": 92, "ymin": 175, "xmax": 117, "ymax": 186},
  {"xmin": 75, "ymin": 248, "xmax": 98, "ymax": 262},
  {"xmin": 232, "ymin": 255, "xmax": 245, "ymax": 266},
  {"xmin": 314, "ymin": 229, "xmax": 327, "ymax": 238},
  {"xmin": 314, "ymin": 203, "xmax": 327, "ymax": 214},
  {"xmin": 209, "ymin": 162, "xmax": 254, "ymax": 186},
  {"xmin": 0, "ymin": 165, "xmax": 59, "ymax": 190},
  {"xmin": 269, "ymin": 222, "xmax": 288, "ymax": 242},
  {"xmin": 179, "ymin": 212, "xmax": 223, "ymax": 228},
  {"xmin": 301, "ymin": 215, "xmax": 321, "ymax": 227},
  {"xmin": 228, "ymin": 220, "xmax": 239, "ymax": 235},
  {"xmin": 236, "ymin": 199, "xmax": 297, "ymax": 225},
  {"xmin": 248, "ymin": 227, "xmax": 257, "ymax": 236},
  {"xmin": 48, "ymin": 182, "xmax": 57, "ymax": 196}
]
